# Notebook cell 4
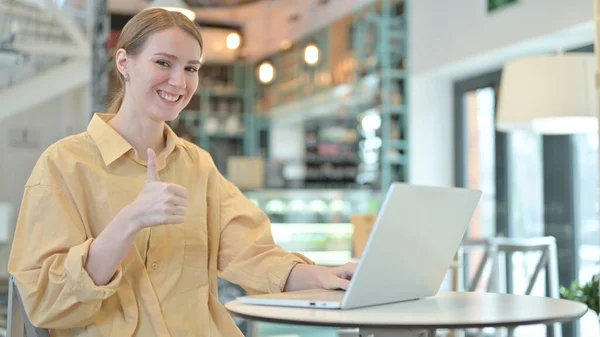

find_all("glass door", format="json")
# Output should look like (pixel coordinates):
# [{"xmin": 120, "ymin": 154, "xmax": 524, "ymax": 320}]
[
  {"xmin": 455, "ymin": 75, "xmax": 504, "ymax": 297},
  {"xmin": 462, "ymin": 86, "xmax": 497, "ymax": 240},
  {"xmin": 455, "ymin": 73, "xmax": 546, "ymax": 337}
]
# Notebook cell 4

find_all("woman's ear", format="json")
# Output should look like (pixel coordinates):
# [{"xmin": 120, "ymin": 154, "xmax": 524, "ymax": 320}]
[{"xmin": 115, "ymin": 48, "xmax": 129, "ymax": 79}]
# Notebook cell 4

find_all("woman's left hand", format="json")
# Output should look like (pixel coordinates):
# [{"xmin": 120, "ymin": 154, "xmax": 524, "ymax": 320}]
[{"xmin": 320, "ymin": 262, "xmax": 357, "ymax": 290}]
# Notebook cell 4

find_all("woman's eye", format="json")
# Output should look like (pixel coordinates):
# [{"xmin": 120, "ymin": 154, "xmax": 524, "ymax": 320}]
[
  {"xmin": 156, "ymin": 60, "xmax": 169, "ymax": 67},
  {"xmin": 186, "ymin": 67, "xmax": 199, "ymax": 73}
]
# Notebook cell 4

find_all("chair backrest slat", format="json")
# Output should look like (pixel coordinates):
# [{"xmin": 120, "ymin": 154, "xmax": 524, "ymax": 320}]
[{"xmin": 7, "ymin": 277, "xmax": 50, "ymax": 337}]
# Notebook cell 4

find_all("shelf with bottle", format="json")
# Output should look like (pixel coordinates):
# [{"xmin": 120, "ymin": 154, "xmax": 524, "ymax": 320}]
[
  {"xmin": 298, "ymin": 86, "xmax": 409, "ymax": 190},
  {"xmin": 169, "ymin": 62, "xmax": 252, "ymax": 175},
  {"xmin": 366, "ymin": 108, "xmax": 408, "ymax": 181},
  {"xmin": 176, "ymin": 96, "xmax": 245, "ymax": 139},
  {"xmin": 353, "ymin": 0, "xmax": 409, "ymax": 189},
  {"xmin": 255, "ymin": 29, "xmax": 332, "ymax": 113},
  {"xmin": 257, "ymin": 69, "xmax": 333, "ymax": 113},
  {"xmin": 197, "ymin": 63, "xmax": 242, "ymax": 94},
  {"xmin": 350, "ymin": 0, "xmax": 407, "ymax": 74},
  {"xmin": 252, "ymin": 0, "xmax": 409, "ymax": 190},
  {"xmin": 303, "ymin": 116, "xmax": 363, "ymax": 189}
]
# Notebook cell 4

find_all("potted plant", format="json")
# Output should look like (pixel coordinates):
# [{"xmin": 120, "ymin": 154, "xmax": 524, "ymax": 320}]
[{"xmin": 560, "ymin": 274, "xmax": 600, "ymax": 315}]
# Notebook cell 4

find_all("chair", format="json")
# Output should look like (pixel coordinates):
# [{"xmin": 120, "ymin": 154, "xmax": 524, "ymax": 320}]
[
  {"xmin": 7, "ymin": 276, "xmax": 50, "ymax": 337},
  {"xmin": 458, "ymin": 236, "xmax": 561, "ymax": 337}
]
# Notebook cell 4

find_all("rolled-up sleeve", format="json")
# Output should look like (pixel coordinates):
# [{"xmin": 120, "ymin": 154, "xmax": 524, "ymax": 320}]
[
  {"xmin": 8, "ymin": 184, "xmax": 122, "ymax": 329},
  {"xmin": 216, "ymin": 175, "xmax": 314, "ymax": 294}
]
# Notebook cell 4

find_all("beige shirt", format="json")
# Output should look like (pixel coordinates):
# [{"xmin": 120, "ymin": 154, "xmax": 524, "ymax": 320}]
[{"xmin": 8, "ymin": 113, "xmax": 313, "ymax": 337}]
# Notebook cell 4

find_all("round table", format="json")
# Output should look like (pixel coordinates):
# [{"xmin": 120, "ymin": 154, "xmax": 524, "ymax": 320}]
[{"xmin": 225, "ymin": 291, "xmax": 589, "ymax": 337}]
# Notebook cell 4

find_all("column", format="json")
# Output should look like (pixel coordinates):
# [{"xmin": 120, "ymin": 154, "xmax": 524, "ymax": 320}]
[
  {"xmin": 543, "ymin": 135, "xmax": 578, "ymax": 337},
  {"xmin": 89, "ymin": 0, "xmax": 110, "ymax": 117}
]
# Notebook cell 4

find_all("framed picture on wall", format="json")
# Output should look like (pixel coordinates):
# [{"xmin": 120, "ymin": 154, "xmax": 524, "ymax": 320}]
[{"xmin": 488, "ymin": 0, "xmax": 518, "ymax": 12}]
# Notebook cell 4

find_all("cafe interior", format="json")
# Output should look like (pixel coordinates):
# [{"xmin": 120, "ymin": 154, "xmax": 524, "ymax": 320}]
[{"xmin": 1, "ymin": 0, "xmax": 600, "ymax": 336}]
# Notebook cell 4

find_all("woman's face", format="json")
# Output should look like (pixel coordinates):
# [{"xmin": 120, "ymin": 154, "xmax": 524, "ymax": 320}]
[{"xmin": 120, "ymin": 27, "xmax": 202, "ymax": 122}]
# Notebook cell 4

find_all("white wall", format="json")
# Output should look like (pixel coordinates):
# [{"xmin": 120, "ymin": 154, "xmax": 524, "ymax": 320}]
[
  {"xmin": 411, "ymin": 0, "xmax": 594, "ymax": 76},
  {"xmin": 407, "ymin": 0, "xmax": 595, "ymax": 186},
  {"xmin": 0, "ymin": 85, "xmax": 89, "ymax": 275},
  {"xmin": 408, "ymin": 75, "xmax": 454, "ymax": 186}
]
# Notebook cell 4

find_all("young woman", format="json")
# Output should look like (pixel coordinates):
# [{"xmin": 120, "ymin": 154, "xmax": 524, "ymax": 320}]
[{"xmin": 8, "ymin": 8, "xmax": 355, "ymax": 337}]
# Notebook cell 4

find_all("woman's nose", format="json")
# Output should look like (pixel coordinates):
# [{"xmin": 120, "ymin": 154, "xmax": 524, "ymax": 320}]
[{"xmin": 168, "ymin": 69, "xmax": 186, "ymax": 89}]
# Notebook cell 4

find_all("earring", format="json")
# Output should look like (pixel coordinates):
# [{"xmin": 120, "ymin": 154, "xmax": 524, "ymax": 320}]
[{"xmin": 124, "ymin": 73, "xmax": 130, "ymax": 82}]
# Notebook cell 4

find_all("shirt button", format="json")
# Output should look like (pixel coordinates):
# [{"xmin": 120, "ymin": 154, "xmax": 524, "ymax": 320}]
[{"xmin": 151, "ymin": 263, "xmax": 158, "ymax": 270}]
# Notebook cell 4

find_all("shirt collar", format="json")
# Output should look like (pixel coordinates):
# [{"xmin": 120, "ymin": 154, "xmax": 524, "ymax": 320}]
[{"xmin": 87, "ymin": 113, "xmax": 184, "ymax": 167}]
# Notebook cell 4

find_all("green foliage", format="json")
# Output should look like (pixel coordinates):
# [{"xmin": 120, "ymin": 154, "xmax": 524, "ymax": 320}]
[{"xmin": 560, "ymin": 274, "xmax": 600, "ymax": 314}]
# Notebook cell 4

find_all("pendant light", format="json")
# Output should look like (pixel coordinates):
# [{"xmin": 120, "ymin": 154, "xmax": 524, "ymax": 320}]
[
  {"xmin": 257, "ymin": 61, "xmax": 275, "ymax": 84},
  {"xmin": 496, "ymin": 53, "xmax": 597, "ymax": 134},
  {"xmin": 226, "ymin": 32, "xmax": 241, "ymax": 50},
  {"xmin": 303, "ymin": 1, "xmax": 320, "ymax": 66},
  {"xmin": 256, "ymin": 0, "xmax": 276, "ymax": 84},
  {"xmin": 304, "ymin": 43, "xmax": 320, "ymax": 65}
]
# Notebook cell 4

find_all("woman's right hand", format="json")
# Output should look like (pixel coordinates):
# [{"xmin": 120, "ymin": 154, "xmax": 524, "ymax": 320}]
[
  {"xmin": 85, "ymin": 148, "xmax": 188, "ymax": 285},
  {"xmin": 125, "ymin": 148, "xmax": 189, "ymax": 231}
]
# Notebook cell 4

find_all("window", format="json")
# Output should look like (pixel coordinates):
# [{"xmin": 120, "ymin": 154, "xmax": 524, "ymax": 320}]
[
  {"xmin": 508, "ymin": 131, "xmax": 544, "ymax": 238},
  {"xmin": 574, "ymin": 132, "xmax": 600, "ymax": 285},
  {"xmin": 456, "ymin": 54, "xmax": 599, "ymax": 335},
  {"xmin": 463, "ymin": 87, "xmax": 497, "ymax": 239},
  {"xmin": 455, "ymin": 73, "xmax": 545, "ymax": 337}
]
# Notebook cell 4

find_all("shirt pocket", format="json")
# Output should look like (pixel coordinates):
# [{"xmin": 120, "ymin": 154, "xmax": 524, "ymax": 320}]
[{"xmin": 183, "ymin": 213, "xmax": 208, "ymax": 270}]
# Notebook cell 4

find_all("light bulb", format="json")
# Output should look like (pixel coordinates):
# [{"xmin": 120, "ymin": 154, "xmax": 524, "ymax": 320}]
[
  {"xmin": 304, "ymin": 43, "xmax": 320, "ymax": 65},
  {"xmin": 258, "ymin": 61, "xmax": 275, "ymax": 84},
  {"xmin": 226, "ymin": 32, "xmax": 241, "ymax": 50}
]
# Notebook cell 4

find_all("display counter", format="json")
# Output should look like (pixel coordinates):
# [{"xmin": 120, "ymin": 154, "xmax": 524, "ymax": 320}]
[{"xmin": 245, "ymin": 188, "xmax": 382, "ymax": 265}]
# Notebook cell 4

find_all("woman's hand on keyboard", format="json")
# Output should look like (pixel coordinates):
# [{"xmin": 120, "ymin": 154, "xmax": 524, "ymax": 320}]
[
  {"xmin": 322, "ymin": 262, "xmax": 357, "ymax": 290},
  {"xmin": 284, "ymin": 262, "xmax": 357, "ymax": 291}
]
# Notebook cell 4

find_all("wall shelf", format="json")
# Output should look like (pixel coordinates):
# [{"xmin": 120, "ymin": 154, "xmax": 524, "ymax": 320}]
[
  {"xmin": 253, "ymin": 0, "xmax": 409, "ymax": 190},
  {"xmin": 169, "ymin": 62, "xmax": 258, "ymax": 176},
  {"xmin": 195, "ymin": 88, "xmax": 245, "ymax": 98}
]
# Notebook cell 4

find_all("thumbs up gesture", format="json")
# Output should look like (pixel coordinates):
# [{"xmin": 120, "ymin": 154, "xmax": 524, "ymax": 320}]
[
  {"xmin": 146, "ymin": 148, "xmax": 162, "ymax": 183},
  {"xmin": 127, "ymin": 149, "xmax": 189, "ymax": 230}
]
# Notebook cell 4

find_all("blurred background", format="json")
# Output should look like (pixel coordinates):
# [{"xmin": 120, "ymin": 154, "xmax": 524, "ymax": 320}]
[{"xmin": 1, "ymin": 0, "xmax": 600, "ymax": 336}]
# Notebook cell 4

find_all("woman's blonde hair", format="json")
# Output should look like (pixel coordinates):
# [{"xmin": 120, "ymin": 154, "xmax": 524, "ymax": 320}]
[{"xmin": 107, "ymin": 8, "xmax": 203, "ymax": 114}]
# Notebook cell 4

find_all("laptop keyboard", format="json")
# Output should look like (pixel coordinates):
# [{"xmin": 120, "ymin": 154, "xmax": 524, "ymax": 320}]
[
  {"xmin": 282, "ymin": 290, "xmax": 345, "ymax": 302},
  {"xmin": 305, "ymin": 292, "xmax": 346, "ymax": 302}
]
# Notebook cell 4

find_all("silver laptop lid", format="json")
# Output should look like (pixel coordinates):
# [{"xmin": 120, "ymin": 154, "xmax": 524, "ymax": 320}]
[{"xmin": 342, "ymin": 183, "xmax": 482, "ymax": 309}]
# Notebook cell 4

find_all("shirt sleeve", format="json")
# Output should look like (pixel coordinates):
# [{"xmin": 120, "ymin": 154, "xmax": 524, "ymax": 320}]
[
  {"xmin": 8, "ymin": 183, "xmax": 122, "ymax": 329},
  {"xmin": 216, "ymin": 174, "xmax": 314, "ymax": 294}
]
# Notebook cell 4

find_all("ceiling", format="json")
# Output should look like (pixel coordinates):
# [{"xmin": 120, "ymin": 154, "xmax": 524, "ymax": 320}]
[
  {"xmin": 108, "ymin": 0, "xmax": 376, "ymax": 61},
  {"xmin": 184, "ymin": 0, "xmax": 262, "ymax": 6}
]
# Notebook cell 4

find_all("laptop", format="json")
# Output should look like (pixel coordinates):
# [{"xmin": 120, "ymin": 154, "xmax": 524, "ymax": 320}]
[{"xmin": 236, "ymin": 182, "xmax": 482, "ymax": 310}]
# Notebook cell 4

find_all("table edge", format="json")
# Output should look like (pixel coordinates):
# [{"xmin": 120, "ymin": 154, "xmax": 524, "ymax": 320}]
[{"xmin": 226, "ymin": 304, "xmax": 590, "ymax": 330}]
